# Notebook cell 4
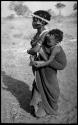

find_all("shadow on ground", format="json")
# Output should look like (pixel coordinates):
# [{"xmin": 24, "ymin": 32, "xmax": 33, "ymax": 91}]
[{"xmin": 1, "ymin": 71, "xmax": 32, "ymax": 114}]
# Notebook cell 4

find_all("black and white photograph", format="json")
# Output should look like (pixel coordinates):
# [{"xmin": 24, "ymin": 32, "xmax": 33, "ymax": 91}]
[{"xmin": 1, "ymin": 1, "xmax": 77, "ymax": 123}]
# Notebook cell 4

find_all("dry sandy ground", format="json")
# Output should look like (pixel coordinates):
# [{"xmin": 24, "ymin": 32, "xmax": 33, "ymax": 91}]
[{"xmin": 1, "ymin": 16, "xmax": 77, "ymax": 123}]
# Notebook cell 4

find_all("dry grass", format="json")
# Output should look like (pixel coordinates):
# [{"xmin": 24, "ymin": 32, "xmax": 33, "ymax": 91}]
[{"xmin": 1, "ymin": 16, "xmax": 77, "ymax": 123}]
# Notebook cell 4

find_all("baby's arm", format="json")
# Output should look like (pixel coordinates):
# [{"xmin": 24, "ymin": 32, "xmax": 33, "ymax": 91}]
[
  {"xmin": 45, "ymin": 46, "xmax": 61, "ymax": 65},
  {"xmin": 32, "ymin": 46, "xmax": 61, "ymax": 68}
]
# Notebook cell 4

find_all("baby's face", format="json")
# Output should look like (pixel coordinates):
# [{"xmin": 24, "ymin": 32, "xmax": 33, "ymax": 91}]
[{"xmin": 46, "ymin": 34, "xmax": 56, "ymax": 46}]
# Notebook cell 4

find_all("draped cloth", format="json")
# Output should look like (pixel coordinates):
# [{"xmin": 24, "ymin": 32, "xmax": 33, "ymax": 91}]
[
  {"xmin": 30, "ymin": 27, "xmax": 67, "ymax": 114},
  {"xmin": 31, "ymin": 46, "xmax": 67, "ymax": 115},
  {"xmin": 36, "ymin": 67, "xmax": 59, "ymax": 115}
]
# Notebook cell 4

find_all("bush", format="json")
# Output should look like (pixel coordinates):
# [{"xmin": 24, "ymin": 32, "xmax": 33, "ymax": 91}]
[{"xmin": 6, "ymin": 14, "xmax": 15, "ymax": 20}]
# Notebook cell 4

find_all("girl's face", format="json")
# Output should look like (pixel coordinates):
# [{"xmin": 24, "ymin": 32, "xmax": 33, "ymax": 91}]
[
  {"xmin": 32, "ymin": 17, "xmax": 43, "ymax": 29},
  {"xmin": 46, "ymin": 34, "xmax": 56, "ymax": 46}
]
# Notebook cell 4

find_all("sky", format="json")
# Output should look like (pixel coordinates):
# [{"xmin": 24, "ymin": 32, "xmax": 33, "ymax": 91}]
[{"xmin": 1, "ymin": 1, "xmax": 77, "ymax": 17}]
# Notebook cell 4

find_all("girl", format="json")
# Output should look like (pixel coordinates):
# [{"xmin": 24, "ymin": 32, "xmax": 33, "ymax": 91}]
[{"xmin": 29, "ymin": 10, "xmax": 67, "ymax": 118}]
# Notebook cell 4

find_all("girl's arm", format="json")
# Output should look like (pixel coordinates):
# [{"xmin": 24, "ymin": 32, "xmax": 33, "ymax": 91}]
[
  {"xmin": 27, "ymin": 43, "xmax": 41, "ymax": 55},
  {"xmin": 31, "ymin": 55, "xmax": 55, "ymax": 68},
  {"xmin": 28, "ymin": 32, "xmax": 48, "ymax": 55},
  {"xmin": 33, "ymin": 32, "xmax": 48, "ymax": 52},
  {"xmin": 27, "ymin": 34, "xmax": 46, "ymax": 55}
]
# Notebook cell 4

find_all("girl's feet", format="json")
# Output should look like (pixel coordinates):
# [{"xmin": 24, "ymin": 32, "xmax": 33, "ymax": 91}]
[
  {"xmin": 35, "ymin": 102, "xmax": 46, "ymax": 118},
  {"xmin": 30, "ymin": 106, "xmax": 37, "ymax": 117},
  {"xmin": 35, "ymin": 107, "xmax": 46, "ymax": 118}
]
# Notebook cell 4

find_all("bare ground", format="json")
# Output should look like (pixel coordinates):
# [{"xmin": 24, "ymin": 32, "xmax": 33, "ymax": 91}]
[{"xmin": 1, "ymin": 17, "xmax": 77, "ymax": 123}]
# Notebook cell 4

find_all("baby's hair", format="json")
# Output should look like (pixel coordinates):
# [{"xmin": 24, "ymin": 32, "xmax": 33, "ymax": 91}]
[{"xmin": 49, "ymin": 29, "xmax": 63, "ymax": 42}]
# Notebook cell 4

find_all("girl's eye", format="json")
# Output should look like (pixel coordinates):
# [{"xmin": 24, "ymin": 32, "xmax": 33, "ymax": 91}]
[
  {"xmin": 35, "ymin": 18, "xmax": 37, "ymax": 21},
  {"xmin": 33, "ymin": 17, "xmax": 38, "ymax": 22}
]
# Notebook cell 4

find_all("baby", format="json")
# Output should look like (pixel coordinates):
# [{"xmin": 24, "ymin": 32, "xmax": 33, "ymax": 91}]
[{"xmin": 27, "ymin": 29, "xmax": 63, "ymax": 67}]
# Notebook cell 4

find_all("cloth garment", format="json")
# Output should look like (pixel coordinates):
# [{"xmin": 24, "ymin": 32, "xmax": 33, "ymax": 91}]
[{"xmin": 30, "ymin": 32, "xmax": 67, "ymax": 115}]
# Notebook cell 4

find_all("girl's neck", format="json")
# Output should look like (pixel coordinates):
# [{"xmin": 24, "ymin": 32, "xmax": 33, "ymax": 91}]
[{"xmin": 37, "ymin": 26, "xmax": 46, "ymax": 34}]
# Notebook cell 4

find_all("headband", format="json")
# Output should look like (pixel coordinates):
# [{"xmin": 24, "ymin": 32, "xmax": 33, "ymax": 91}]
[{"xmin": 32, "ymin": 13, "xmax": 50, "ymax": 24}]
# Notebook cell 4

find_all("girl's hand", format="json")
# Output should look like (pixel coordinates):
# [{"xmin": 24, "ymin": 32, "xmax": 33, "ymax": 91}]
[
  {"xmin": 33, "ymin": 61, "xmax": 40, "ymax": 67},
  {"xmin": 32, "ymin": 61, "xmax": 46, "ymax": 68},
  {"xmin": 29, "ymin": 60, "xmax": 39, "ymax": 67}
]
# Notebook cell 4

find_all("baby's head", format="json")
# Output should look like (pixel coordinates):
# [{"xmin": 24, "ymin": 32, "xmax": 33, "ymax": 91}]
[
  {"xmin": 32, "ymin": 10, "xmax": 51, "ymax": 29},
  {"xmin": 46, "ymin": 29, "xmax": 63, "ymax": 47}
]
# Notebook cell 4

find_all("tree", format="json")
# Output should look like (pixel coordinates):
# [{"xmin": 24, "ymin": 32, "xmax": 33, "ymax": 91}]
[
  {"xmin": 73, "ymin": 3, "xmax": 77, "ymax": 19},
  {"xmin": 14, "ymin": 4, "xmax": 28, "ymax": 16},
  {"xmin": 48, "ymin": 9, "xmax": 56, "ymax": 17},
  {"xmin": 55, "ymin": 3, "xmax": 66, "ymax": 16},
  {"xmin": 9, "ymin": 1, "xmax": 16, "ymax": 10},
  {"xmin": 73, "ymin": 3, "xmax": 77, "ymax": 10},
  {"xmin": 9, "ymin": 1, "xmax": 31, "ymax": 17},
  {"xmin": 6, "ymin": 14, "xmax": 15, "ymax": 20}
]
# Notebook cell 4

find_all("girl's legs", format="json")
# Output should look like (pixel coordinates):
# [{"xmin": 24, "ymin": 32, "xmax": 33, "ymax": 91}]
[
  {"xmin": 30, "ymin": 80, "xmax": 46, "ymax": 117},
  {"xmin": 35, "ymin": 101, "xmax": 47, "ymax": 117}
]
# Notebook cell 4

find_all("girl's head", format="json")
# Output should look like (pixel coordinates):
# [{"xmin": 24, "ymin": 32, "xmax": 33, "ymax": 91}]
[
  {"xmin": 46, "ymin": 29, "xmax": 63, "ymax": 47},
  {"xmin": 32, "ymin": 10, "xmax": 51, "ymax": 29}
]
